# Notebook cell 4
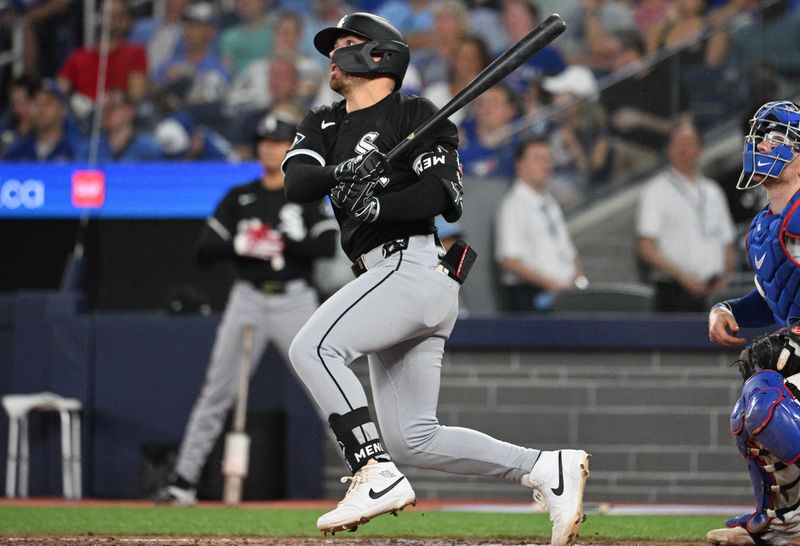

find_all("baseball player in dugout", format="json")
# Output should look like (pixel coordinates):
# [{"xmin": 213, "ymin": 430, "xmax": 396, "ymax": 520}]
[
  {"xmin": 281, "ymin": 12, "xmax": 590, "ymax": 546},
  {"xmin": 707, "ymin": 101, "xmax": 800, "ymax": 546},
  {"xmin": 153, "ymin": 111, "xmax": 338, "ymax": 506}
]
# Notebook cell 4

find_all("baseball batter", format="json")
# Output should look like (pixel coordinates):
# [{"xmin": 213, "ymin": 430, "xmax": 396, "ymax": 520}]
[
  {"xmin": 282, "ymin": 12, "xmax": 589, "ymax": 546},
  {"xmin": 154, "ymin": 111, "xmax": 338, "ymax": 506}
]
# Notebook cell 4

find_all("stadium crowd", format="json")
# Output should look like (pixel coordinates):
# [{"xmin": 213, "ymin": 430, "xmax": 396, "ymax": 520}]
[{"xmin": 1, "ymin": 0, "xmax": 791, "ymax": 202}]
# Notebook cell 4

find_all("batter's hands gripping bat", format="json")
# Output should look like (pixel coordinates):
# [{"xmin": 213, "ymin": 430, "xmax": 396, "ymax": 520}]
[
  {"xmin": 223, "ymin": 325, "xmax": 255, "ymax": 506},
  {"xmin": 387, "ymin": 13, "xmax": 566, "ymax": 161}
]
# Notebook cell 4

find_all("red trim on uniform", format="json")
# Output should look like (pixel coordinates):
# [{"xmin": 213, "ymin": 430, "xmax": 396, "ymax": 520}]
[
  {"xmin": 752, "ymin": 388, "xmax": 784, "ymax": 434},
  {"xmin": 456, "ymin": 243, "xmax": 470, "ymax": 279},
  {"xmin": 779, "ymin": 199, "xmax": 800, "ymax": 267}
]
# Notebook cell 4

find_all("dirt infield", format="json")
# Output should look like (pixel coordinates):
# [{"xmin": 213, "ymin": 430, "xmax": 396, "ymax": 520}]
[{"xmin": 1, "ymin": 539, "xmax": 708, "ymax": 546}]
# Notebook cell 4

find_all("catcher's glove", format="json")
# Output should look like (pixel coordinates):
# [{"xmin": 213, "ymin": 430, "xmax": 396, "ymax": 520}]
[{"xmin": 734, "ymin": 324, "xmax": 800, "ymax": 380}]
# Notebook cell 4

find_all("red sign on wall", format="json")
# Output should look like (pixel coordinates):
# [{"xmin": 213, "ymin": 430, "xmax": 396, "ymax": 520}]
[{"xmin": 72, "ymin": 170, "xmax": 106, "ymax": 208}]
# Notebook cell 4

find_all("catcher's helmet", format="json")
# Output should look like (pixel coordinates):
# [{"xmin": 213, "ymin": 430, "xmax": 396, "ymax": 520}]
[
  {"xmin": 314, "ymin": 12, "xmax": 409, "ymax": 89},
  {"xmin": 739, "ymin": 100, "xmax": 800, "ymax": 189}
]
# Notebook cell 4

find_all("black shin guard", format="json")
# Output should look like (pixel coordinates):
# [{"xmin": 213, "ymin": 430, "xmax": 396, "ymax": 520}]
[{"xmin": 329, "ymin": 407, "xmax": 389, "ymax": 473}]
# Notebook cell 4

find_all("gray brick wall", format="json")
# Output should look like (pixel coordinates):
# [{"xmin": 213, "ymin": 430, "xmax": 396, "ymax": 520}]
[{"xmin": 321, "ymin": 348, "xmax": 754, "ymax": 505}]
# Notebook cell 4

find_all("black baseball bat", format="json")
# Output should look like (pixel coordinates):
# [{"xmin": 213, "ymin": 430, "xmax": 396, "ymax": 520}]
[{"xmin": 387, "ymin": 13, "xmax": 566, "ymax": 161}]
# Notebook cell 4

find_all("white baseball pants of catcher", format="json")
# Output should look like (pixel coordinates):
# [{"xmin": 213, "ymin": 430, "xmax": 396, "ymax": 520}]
[{"xmin": 289, "ymin": 234, "xmax": 540, "ymax": 482}]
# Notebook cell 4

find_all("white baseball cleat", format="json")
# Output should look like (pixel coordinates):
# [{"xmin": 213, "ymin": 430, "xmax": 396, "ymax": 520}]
[
  {"xmin": 706, "ymin": 527, "xmax": 756, "ymax": 545},
  {"xmin": 522, "ymin": 449, "xmax": 590, "ymax": 546},
  {"xmin": 317, "ymin": 460, "xmax": 416, "ymax": 534},
  {"xmin": 152, "ymin": 485, "xmax": 197, "ymax": 507}
]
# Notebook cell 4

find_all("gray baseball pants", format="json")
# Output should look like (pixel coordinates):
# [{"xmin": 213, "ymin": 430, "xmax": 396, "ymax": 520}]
[
  {"xmin": 175, "ymin": 279, "xmax": 318, "ymax": 484},
  {"xmin": 289, "ymin": 235, "xmax": 539, "ymax": 483}
]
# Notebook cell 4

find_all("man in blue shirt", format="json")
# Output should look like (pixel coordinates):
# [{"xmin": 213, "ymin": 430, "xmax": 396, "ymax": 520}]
[{"xmin": 3, "ymin": 79, "xmax": 74, "ymax": 162}]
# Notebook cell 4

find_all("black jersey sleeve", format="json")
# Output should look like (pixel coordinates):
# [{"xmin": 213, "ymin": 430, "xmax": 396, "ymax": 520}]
[
  {"xmin": 404, "ymin": 98, "xmax": 463, "ymax": 222},
  {"xmin": 194, "ymin": 188, "xmax": 239, "ymax": 263},
  {"xmin": 281, "ymin": 107, "xmax": 328, "ymax": 174}
]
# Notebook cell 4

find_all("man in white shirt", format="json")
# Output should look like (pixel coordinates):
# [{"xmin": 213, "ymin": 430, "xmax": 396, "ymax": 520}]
[
  {"xmin": 495, "ymin": 138, "xmax": 584, "ymax": 312},
  {"xmin": 636, "ymin": 121, "xmax": 736, "ymax": 312}
]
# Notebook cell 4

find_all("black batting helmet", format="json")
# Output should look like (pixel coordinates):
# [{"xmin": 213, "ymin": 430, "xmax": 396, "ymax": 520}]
[
  {"xmin": 253, "ymin": 111, "xmax": 297, "ymax": 143},
  {"xmin": 314, "ymin": 12, "xmax": 409, "ymax": 89}
]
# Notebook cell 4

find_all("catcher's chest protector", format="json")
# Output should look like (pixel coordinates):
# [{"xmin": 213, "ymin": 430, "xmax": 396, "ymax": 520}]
[{"xmin": 748, "ymin": 192, "xmax": 800, "ymax": 327}]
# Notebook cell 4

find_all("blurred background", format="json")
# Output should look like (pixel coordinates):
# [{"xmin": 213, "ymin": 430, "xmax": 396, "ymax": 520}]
[{"xmin": 0, "ymin": 0, "xmax": 795, "ymax": 507}]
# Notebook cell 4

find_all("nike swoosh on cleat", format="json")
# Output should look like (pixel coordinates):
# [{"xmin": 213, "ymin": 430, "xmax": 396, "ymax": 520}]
[
  {"xmin": 551, "ymin": 452, "xmax": 564, "ymax": 496},
  {"xmin": 368, "ymin": 476, "xmax": 406, "ymax": 499}
]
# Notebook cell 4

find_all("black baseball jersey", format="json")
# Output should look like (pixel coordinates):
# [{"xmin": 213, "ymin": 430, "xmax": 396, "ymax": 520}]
[
  {"xmin": 282, "ymin": 92, "xmax": 461, "ymax": 261},
  {"xmin": 195, "ymin": 179, "xmax": 338, "ymax": 285}
]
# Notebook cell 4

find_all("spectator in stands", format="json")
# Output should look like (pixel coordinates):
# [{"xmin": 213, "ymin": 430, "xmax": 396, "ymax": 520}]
[
  {"xmin": 377, "ymin": 0, "xmax": 435, "ymax": 48},
  {"xmin": 3, "ymin": 79, "xmax": 74, "ymax": 162},
  {"xmin": 600, "ymin": 29, "xmax": 690, "ymax": 176},
  {"xmin": 634, "ymin": 0, "xmax": 671, "ymax": 37},
  {"xmin": 0, "ymin": 75, "xmax": 38, "ymax": 157},
  {"xmin": 646, "ymin": 0, "xmax": 729, "ymax": 67},
  {"xmin": 464, "ymin": 0, "xmax": 505, "ymax": 53},
  {"xmin": 494, "ymin": 137, "xmax": 584, "ymax": 312},
  {"xmin": 459, "ymin": 83, "xmax": 519, "ymax": 180},
  {"xmin": 12, "ymin": 0, "xmax": 78, "ymax": 79},
  {"xmin": 57, "ymin": 0, "xmax": 148, "ymax": 103},
  {"xmin": 560, "ymin": 0, "xmax": 637, "ymax": 72},
  {"xmin": 496, "ymin": 0, "xmax": 566, "ymax": 95},
  {"xmin": 226, "ymin": 12, "xmax": 322, "ymax": 115},
  {"xmin": 540, "ymin": 65, "xmax": 612, "ymax": 197},
  {"xmin": 219, "ymin": 0, "xmax": 272, "ymax": 77},
  {"xmin": 414, "ymin": 0, "xmax": 470, "ymax": 87},
  {"xmin": 129, "ymin": 0, "xmax": 190, "ymax": 78},
  {"xmin": 228, "ymin": 58, "xmax": 304, "ymax": 158},
  {"xmin": 423, "ymin": 34, "xmax": 491, "ymax": 127},
  {"xmin": 76, "ymin": 89, "xmax": 162, "ymax": 163},
  {"xmin": 154, "ymin": 3, "xmax": 230, "ymax": 120},
  {"xmin": 154, "ymin": 111, "xmax": 236, "ymax": 162},
  {"xmin": 635, "ymin": 121, "xmax": 736, "ymax": 312}
]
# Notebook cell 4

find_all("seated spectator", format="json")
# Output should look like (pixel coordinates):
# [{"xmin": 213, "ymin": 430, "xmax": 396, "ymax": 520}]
[
  {"xmin": 464, "ymin": 0, "xmax": 505, "ymax": 53},
  {"xmin": 600, "ymin": 29, "xmax": 690, "ymax": 176},
  {"xmin": 219, "ymin": 0, "xmax": 272, "ymax": 77},
  {"xmin": 226, "ymin": 12, "xmax": 323, "ymax": 114},
  {"xmin": 646, "ymin": 0, "xmax": 729, "ymax": 67},
  {"xmin": 129, "ymin": 0, "xmax": 190, "ymax": 78},
  {"xmin": 540, "ymin": 65, "xmax": 612, "ymax": 197},
  {"xmin": 496, "ymin": 0, "xmax": 566, "ymax": 94},
  {"xmin": 634, "ymin": 0, "xmax": 671, "ymax": 37},
  {"xmin": 57, "ymin": 0, "xmax": 148, "ymax": 103},
  {"xmin": 459, "ymin": 83, "xmax": 519, "ymax": 180},
  {"xmin": 76, "ymin": 89, "xmax": 162, "ymax": 163},
  {"xmin": 154, "ymin": 3, "xmax": 230, "ymax": 118},
  {"xmin": 154, "ymin": 111, "xmax": 236, "ymax": 162},
  {"xmin": 494, "ymin": 137, "xmax": 584, "ymax": 312},
  {"xmin": 635, "ymin": 121, "xmax": 735, "ymax": 312},
  {"xmin": 0, "ymin": 75, "xmax": 38, "ymax": 156},
  {"xmin": 377, "ymin": 0, "xmax": 435, "ymax": 49},
  {"xmin": 423, "ymin": 34, "xmax": 491, "ymax": 127},
  {"xmin": 12, "ymin": 0, "xmax": 78, "ymax": 78},
  {"xmin": 560, "ymin": 0, "xmax": 637, "ymax": 72},
  {"xmin": 3, "ymin": 79, "xmax": 74, "ymax": 162},
  {"xmin": 414, "ymin": 0, "xmax": 470, "ymax": 87}
]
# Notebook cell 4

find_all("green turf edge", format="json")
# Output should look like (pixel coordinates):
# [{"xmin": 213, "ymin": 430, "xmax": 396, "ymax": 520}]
[{"xmin": 0, "ymin": 507, "xmax": 737, "ymax": 541}]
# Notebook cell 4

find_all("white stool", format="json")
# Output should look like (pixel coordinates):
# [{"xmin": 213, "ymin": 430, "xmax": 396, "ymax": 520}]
[{"xmin": 2, "ymin": 392, "xmax": 82, "ymax": 499}]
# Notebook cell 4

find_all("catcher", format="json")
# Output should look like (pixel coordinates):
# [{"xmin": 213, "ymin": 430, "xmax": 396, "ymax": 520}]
[{"xmin": 708, "ymin": 101, "xmax": 800, "ymax": 545}]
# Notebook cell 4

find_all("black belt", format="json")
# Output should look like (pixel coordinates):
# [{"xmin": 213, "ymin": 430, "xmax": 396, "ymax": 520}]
[
  {"xmin": 251, "ymin": 280, "xmax": 288, "ymax": 294},
  {"xmin": 351, "ymin": 238, "xmax": 409, "ymax": 278}
]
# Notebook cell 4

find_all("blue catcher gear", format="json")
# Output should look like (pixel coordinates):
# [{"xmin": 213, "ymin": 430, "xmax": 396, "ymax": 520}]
[
  {"xmin": 739, "ymin": 101, "xmax": 800, "ymax": 190},
  {"xmin": 728, "ymin": 370, "xmax": 800, "ymax": 535}
]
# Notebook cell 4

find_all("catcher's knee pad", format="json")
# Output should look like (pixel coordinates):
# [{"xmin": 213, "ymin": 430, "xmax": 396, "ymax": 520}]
[{"xmin": 733, "ymin": 370, "xmax": 800, "ymax": 464}]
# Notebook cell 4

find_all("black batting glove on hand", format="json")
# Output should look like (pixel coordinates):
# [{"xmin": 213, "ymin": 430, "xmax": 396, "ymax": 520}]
[
  {"xmin": 331, "ymin": 150, "xmax": 390, "ymax": 210},
  {"xmin": 351, "ymin": 195, "xmax": 380, "ymax": 223}
]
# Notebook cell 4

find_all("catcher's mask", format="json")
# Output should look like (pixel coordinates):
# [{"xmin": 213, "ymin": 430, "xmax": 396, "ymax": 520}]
[
  {"xmin": 314, "ymin": 12, "xmax": 409, "ymax": 90},
  {"xmin": 738, "ymin": 100, "xmax": 800, "ymax": 190}
]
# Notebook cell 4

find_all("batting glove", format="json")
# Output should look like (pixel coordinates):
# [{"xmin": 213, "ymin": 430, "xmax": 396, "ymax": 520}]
[{"xmin": 233, "ymin": 220, "xmax": 285, "ymax": 261}]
